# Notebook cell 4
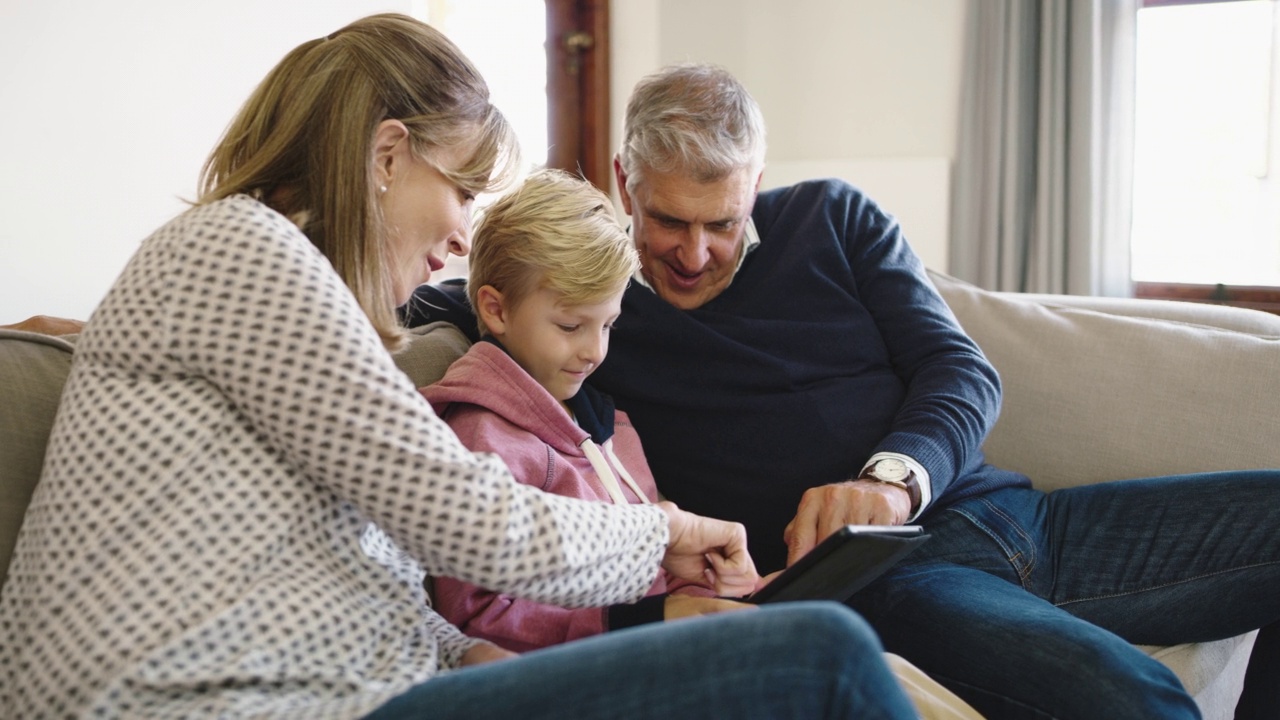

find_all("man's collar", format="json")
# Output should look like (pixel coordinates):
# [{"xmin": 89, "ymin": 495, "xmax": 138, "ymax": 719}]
[{"xmin": 630, "ymin": 216, "xmax": 761, "ymax": 291}]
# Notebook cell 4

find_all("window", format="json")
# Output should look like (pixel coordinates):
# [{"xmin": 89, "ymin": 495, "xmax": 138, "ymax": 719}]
[
  {"xmin": 1132, "ymin": 0, "xmax": 1280, "ymax": 312},
  {"xmin": 419, "ymin": 0, "xmax": 611, "ymax": 281},
  {"xmin": 421, "ymin": 1, "xmax": 549, "ymax": 170},
  {"xmin": 422, "ymin": 0, "xmax": 609, "ymax": 186}
]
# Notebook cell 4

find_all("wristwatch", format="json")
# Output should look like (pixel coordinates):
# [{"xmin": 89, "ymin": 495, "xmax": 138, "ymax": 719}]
[{"xmin": 858, "ymin": 458, "xmax": 922, "ymax": 513}]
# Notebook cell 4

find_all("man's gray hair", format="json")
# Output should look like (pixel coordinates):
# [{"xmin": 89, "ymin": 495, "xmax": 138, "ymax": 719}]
[{"xmin": 618, "ymin": 63, "xmax": 766, "ymax": 192}]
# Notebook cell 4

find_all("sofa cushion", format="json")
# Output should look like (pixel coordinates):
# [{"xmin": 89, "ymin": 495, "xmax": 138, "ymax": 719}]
[
  {"xmin": 393, "ymin": 321, "xmax": 472, "ymax": 388},
  {"xmin": 929, "ymin": 271, "xmax": 1280, "ymax": 492},
  {"xmin": 1138, "ymin": 632, "xmax": 1257, "ymax": 720},
  {"xmin": 0, "ymin": 330, "xmax": 76, "ymax": 584}
]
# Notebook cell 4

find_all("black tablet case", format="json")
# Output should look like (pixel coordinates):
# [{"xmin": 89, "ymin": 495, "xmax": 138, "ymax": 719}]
[{"xmin": 748, "ymin": 525, "xmax": 930, "ymax": 604}]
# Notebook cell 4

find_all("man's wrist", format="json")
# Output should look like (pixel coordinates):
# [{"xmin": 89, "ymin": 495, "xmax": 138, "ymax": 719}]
[{"xmin": 857, "ymin": 458, "xmax": 922, "ymax": 513}]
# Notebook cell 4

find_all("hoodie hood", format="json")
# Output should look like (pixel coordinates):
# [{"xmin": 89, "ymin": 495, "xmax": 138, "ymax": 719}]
[{"xmin": 422, "ymin": 340, "xmax": 615, "ymax": 456}]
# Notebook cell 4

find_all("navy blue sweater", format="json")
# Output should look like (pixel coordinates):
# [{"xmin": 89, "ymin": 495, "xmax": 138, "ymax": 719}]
[{"xmin": 407, "ymin": 180, "xmax": 1029, "ymax": 572}]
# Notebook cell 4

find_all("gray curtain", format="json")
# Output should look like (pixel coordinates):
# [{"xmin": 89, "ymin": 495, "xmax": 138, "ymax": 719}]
[{"xmin": 950, "ymin": 0, "xmax": 1138, "ymax": 296}]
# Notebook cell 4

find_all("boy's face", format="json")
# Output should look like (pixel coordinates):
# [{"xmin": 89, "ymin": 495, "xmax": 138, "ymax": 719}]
[{"xmin": 494, "ymin": 286, "xmax": 624, "ymax": 405}]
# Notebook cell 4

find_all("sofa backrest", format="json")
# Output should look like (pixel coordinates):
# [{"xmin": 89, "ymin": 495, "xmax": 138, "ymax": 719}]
[
  {"xmin": 7, "ymin": 283, "xmax": 1280, "ymax": 586},
  {"xmin": 930, "ymin": 270, "xmax": 1280, "ymax": 491},
  {"xmin": 0, "ymin": 321, "xmax": 471, "ymax": 591}
]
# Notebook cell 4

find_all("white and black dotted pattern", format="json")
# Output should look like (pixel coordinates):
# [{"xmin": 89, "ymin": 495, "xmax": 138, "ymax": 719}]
[{"xmin": 0, "ymin": 195, "xmax": 668, "ymax": 719}]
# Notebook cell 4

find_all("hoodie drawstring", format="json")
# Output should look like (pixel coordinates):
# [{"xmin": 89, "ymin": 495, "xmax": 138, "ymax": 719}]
[{"xmin": 581, "ymin": 439, "xmax": 651, "ymax": 505}]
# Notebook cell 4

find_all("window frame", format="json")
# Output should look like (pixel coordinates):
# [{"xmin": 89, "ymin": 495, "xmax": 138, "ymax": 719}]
[{"xmin": 1132, "ymin": 0, "xmax": 1280, "ymax": 315}]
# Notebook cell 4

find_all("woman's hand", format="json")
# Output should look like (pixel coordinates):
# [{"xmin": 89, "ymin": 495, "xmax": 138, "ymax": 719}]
[
  {"xmin": 460, "ymin": 641, "xmax": 518, "ymax": 667},
  {"xmin": 657, "ymin": 501, "xmax": 759, "ymax": 597},
  {"xmin": 663, "ymin": 594, "xmax": 756, "ymax": 621}
]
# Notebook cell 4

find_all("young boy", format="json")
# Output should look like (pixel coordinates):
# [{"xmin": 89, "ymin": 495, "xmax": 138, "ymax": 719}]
[
  {"xmin": 422, "ymin": 169, "xmax": 739, "ymax": 650},
  {"xmin": 421, "ymin": 169, "xmax": 982, "ymax": 720}
]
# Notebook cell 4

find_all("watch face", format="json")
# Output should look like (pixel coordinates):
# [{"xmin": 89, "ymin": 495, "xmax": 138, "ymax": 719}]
[{"xmin": 873, "ymin": 458, "xmax": 909, "ymax": 482}]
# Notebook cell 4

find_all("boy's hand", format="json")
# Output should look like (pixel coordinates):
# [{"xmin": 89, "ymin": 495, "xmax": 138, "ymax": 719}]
[
  {"xmin": 460, "ymin": 642, "xmax": 518, "ymax": 667},
  {"xmin": 657, "ymin": 501, "xmax": 759, "ymax": 597}
]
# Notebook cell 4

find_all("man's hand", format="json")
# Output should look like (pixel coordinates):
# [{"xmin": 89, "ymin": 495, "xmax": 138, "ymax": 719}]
[
  {"xmin": 663, "ymin": 594, "xmax": 756, "ymax": 621},
  {"xmin": 783, "ymin": 480, "xmax": 911, "ymax": 566},
  {"xmin": 0, "ymin": 315, "xmax": 85, "ymax": 335},
  {"xmin": 657, "ymin": 500, "xmax": 759, "ymax": 597},
  {"xmin": 460, "ymin": 641, "xmax": 518, "ymax": 667}
]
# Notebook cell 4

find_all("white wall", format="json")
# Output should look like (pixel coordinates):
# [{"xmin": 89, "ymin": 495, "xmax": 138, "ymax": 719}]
[
  {"xmin": 611, "ymin": 0, "xmax": 967, "ymax": 268},
  {"xmin": 2, "ymin": 0, "xmax": 967, "ymax": 322},
  {"xmin": 0, "ymin": 1, "xmax": 410, "ymax": 322},
  {"xmin": 657, "ymin": 0, "xmax": 965, "ymax": 161}
]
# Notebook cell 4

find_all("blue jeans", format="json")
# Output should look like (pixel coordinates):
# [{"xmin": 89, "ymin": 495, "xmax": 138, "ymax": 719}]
[
  {"xmin": 849, "ymin": 471, "xmax": 1280, "ymax": 720},
  {"xmin": 364, "ymin": 602, "xmax": 917, "ymax": 720}
]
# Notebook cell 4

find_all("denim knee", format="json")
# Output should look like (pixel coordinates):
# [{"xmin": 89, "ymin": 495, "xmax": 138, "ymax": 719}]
[{"xmin": 762, "ymin": 602, "xmax": 884, "ymax": 666}]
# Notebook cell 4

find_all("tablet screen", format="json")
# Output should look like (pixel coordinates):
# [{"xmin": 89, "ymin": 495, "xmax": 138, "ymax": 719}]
[{"xmin": 747, "ymin": 524, "xmax": 929, "ymax": 604}]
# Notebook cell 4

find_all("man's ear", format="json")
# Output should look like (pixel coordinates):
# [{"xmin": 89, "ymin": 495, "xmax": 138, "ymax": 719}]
[
  {"xmin": 613, "ymin": 156, "xmax": 633, "ymax": 216},
  {"xmin": 753, "ymin": 167, "xmax": 765, "ymax": 193},
  {"xmin": 372, "ymin": 119, "xmax": 412, "ymax": 189},
  {"xmin": 474, "ymin": 284, "xmax": 508, "ymax": 337}
]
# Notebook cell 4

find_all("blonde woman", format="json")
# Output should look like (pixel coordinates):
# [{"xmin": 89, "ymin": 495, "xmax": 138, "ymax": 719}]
[{"xmin": 0, "ymin": 15, "xmax": 917, "ymax": 720}]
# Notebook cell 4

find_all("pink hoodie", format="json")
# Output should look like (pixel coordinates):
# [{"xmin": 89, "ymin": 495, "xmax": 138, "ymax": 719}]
[{"xmin": 421, "ymin": 341, "xmax": 704, "ymax": 652}]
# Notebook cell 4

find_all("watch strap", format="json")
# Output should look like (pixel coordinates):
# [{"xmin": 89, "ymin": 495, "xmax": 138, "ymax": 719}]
[{"xmin": 858, "ymin": 465, "xmax": 922, "ymax": 513}]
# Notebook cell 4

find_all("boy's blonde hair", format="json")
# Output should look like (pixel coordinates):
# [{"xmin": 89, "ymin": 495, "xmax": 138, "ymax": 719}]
[
  {"xmin": 198, "ymin": 14, "xmax": 519, "ymax": 351},
  {"xmin": 467, "ymin": 169, "xmax": 639, "ymax": 335}
]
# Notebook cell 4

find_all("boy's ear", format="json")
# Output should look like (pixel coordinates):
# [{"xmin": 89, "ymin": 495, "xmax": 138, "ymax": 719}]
[{"xmin": 474, "ymin": 284, "xmax": 508, "ymax": 336}]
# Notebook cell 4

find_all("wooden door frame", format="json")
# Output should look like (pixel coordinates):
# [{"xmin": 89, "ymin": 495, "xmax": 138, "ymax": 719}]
[{"xmin": 546, "ymin": 0, "xmax": 611, "ymax": 191}]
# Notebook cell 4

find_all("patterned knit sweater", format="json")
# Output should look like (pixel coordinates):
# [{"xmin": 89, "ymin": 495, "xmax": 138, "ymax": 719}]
[{"xmin": 0, "ymin": 196, "xmax": 668, "ymax": 719}]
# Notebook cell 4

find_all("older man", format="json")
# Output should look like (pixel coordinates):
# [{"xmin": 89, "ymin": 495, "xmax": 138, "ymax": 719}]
[{"xmin": 409, "ymin": 64, "xmax": 1280, "ymax": 719}]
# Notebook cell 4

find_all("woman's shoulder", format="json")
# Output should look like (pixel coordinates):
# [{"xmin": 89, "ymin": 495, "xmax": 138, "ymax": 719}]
[
  {"xmin": 152, "ymin": 195, "xmax": 309, "ymax": 255},
  {"xmin": 164, "ymin": 193, "xmax": 273, "ymax": 227},
  {"xmin": 142, "ymin": 195, "xmax": 330, "ymax": 292}
]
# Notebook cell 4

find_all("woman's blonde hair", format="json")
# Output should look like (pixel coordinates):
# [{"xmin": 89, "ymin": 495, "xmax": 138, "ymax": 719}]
[
  {"xmin": 198, "ymin": 13, "xmax": 519, "ymax": 350},
  {"xmin": 467, "ymin": 169, "xmax": 638, "ymax": 336}
]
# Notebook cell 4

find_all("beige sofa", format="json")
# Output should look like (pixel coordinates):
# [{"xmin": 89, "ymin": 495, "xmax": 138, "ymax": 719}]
[{"xmin": 4, "ymin": 271, "xmax": 1279, "ymax": 719}]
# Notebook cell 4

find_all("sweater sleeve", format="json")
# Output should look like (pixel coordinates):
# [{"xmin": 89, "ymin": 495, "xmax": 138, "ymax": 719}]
[
  {"xmin": 402, "ymin": 279, "xmax": 479, "ymax": 341},
  {"xmin": 837, "ymin": 185, "xmax": 1003, "ymax": 502},
  {"xmin": 158, "ymin": 198, "xmax": 667, "ymax": 609},
  {"xmin": 423, "ymin": 604, "xmax": 488, "ymax": 670},
  {"xmin": 431, "ymin": 573, "xmax": 610, "ymax": 653}
]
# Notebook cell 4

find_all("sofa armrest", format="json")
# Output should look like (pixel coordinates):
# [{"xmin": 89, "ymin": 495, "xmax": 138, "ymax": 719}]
[
  {"xmin": 0, "ymin": 330, "xmax": 77, "ymax": 587},
  {"xmin": 929, "ymin": 270, "xmax": 1280, "ymax": 492}
]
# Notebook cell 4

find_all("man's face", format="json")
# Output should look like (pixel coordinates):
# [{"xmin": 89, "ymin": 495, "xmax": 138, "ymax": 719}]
[{"xmin": 617, "ymin": 164, "xmax": 760, "ymax": 310}]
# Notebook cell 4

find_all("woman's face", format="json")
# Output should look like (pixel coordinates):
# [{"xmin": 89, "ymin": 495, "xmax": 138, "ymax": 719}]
[{"xmin": 382, "ymin": 142, "xmax": 476, "ymax": 306}]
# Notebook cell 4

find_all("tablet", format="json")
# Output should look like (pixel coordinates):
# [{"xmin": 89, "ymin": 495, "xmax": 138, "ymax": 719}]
[{"xmin": 747, "ymin": 524, "xmax": 929, "ymax": 604}]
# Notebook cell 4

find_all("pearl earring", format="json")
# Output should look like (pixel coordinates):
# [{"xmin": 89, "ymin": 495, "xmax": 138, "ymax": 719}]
[{"xmin": 379, "ymin": 185, "xmax": 388, "ymax": 194}]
